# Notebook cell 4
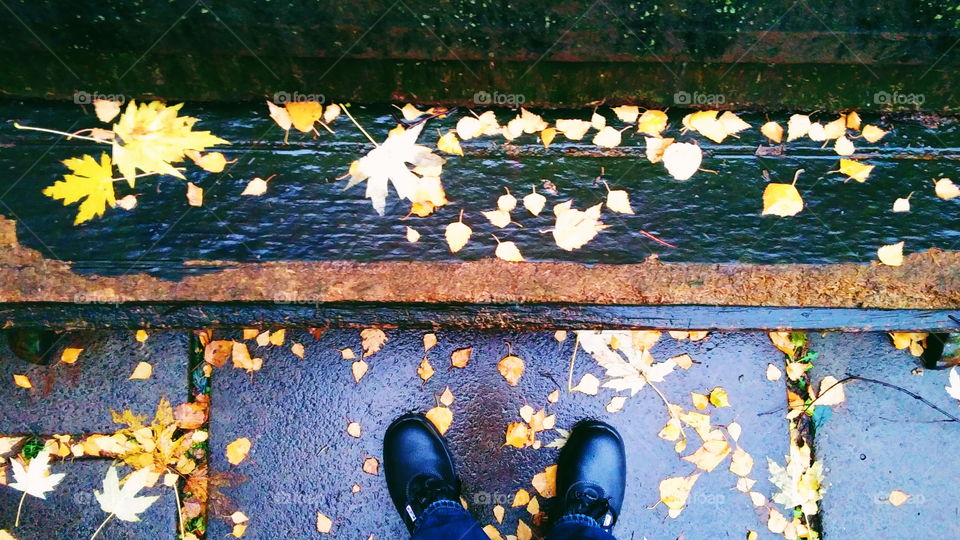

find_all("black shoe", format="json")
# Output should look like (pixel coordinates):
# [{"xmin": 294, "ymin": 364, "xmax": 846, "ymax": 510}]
[
  {"xmin": 554, "ymin": 419, "xmax": 626, "ymax": 531},
  {"xmin": 383, "ymin": 413, "xmax": 461, "ymax": 532}
]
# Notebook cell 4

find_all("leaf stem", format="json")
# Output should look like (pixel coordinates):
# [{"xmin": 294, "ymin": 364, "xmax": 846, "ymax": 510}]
[
  {"xmin": 13, "ymin": 122, "xmax": 107, "ymax": 144},
  {"xmin": 90, "ymin": 513, "xmax": 114, "ymax": 540},
  {"xmin": 567, "ymin": 334, "xmax": 580, "ymax": 392},
  {"xmin": 15, "ymin": 491, "xmax": 26, "ymax": 527},
  {"xmin": 339, "ymin": 104, "xmax": 378, "ymax": 147},
  {"xmin": 172, "ymin": 482, "xmax": 185, "ymax": 539}
]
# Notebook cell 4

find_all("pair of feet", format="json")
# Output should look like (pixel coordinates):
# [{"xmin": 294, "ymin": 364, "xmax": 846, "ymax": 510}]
[{"xmin": 384, "ymin": 413, "xmax": 626, "ymax": 533}]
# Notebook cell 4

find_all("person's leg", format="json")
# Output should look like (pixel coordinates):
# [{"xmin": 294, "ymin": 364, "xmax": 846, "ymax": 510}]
[
  {"xmin": 384, "ymin": 413, "xmax": 487, "ymax": 540},
  {"xmin": 548, "ymin": 419, "xmax": 626, "ymax": 540}
]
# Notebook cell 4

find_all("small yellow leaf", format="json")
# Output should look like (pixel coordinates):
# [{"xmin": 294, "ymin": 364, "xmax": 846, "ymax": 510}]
[
  {"xmin": 129, "ymin": 362, "xmax": 153, "ymax": 380},
  {"xmin": 495, "ymin": 241, "xmax": 524, "ymax": 262},
  {"xmin": 191, "ymin": 152, "xmax": 229, "ymax": 173},
  {"xmin": 611, "ymin": 105, "xmax": 640, "ymax": 124},
  {"xmin": 523, "ymin": 186, "xmax": 546, "ymax": 216},
  {"xmin": 422, "ymin": 333, "xmax": 438, "ymax": 352},
  {"xmin": 659, "ymin": 473, "xmax": 700, "ymax": 518},
  {"xmin": 445, "ymin": 220, "xmax": 473, "ymax": 253},
  {"xmin": 662, "ymin": 142, "xmax": 702, "ymax": 181},
  {"xmin": 504, "ymin": 422, "xmax": 529, "ymax": 448},
  {"xmin": 592, "ymin": 126, "xmax": 622, "ymax": 148},
  {"xmin": 526, "ymin": 496, "xmax": 540, "ymax": 516},
  {"xmin": 516, "ymin": 519, "xmax": 532, "ymax": 540},
  {"xmin": 846, "ymin": 111, "xmax": 862, "ymax": 130},
  {"xmin": 727, "ymin": 421, "xmax": 742, "ymax": 442},
  {"xmin": 437, "ymin": 131, "xmax": 464, "ymax": 156},
  {"xmin": 497, "ymin": 187, "xmax": 517, "ymax": 212},
  {"xmin": 637, "ymin": 110, "xmax": 668, "ymax": 136},
  {"xmin": 93, "ymin": 99, "xmax": 122, "ymax": 123},
  {"xmin": 352, "ymin": 360, "xmax": 369, "ymax": 382},
  {"xmin": 361, "ymin": 328, "xmax": 387, "ymax": 357},
  {"xmin": 540, "ymin": 127, "xmax": 557, "ymax": 148},
  {"xmin": 231, "ymin": 524, "xmax": 247, "ymax": 538},
  {"xmin": 547, "ymin": 388, "xmax": 560, "ymax": 403},
  {"xmin": 61, "ymin": 347, "xmax": 83, "ymax": 364},
  {"xmin": 605, "ymin": 395, "xmax": 628, "ymax": 413},
  {"xmin": 761, "ymin": 121, "xmax": 783, "ymax": 143},
  {"xmin": 116, "ymin": 195, "xmax": 137, "ymax": 210},
  {"xmin": 816, "ymin": 375, "xmax": 846, "ymax": 405},
  {"xmin": 135, "ymin": 330, "xmax": 148, "ymax": 343},
  {"xmin": 483, "ymin": 209, "xmax": 511, "ymax": 228},
  {"xmin": 691, "ymin": 392, "xmax": 710, "ymax": 410},
  {"xmin": 285, "ymin": 101, "xmax": 324, "ymax": 133},
  {"xmin": 531, "ymin": 465, "xmax": 557, "ymax": 498},
  {"xmin": 671, "ymin": 353, "xmax": 694, "ymax": 370},
  {"xmin": 861, "ymin": 124, "xmax": 887, "ymax": 143},
  {"xmin": 426, "ymin": 406, "xmax": 453, "ymax": 435},
  {"xmin": 417, "ymin": 357, "xmax": 435, "ymax": 381},
  {"xmin": 512, "ymin": 489, "xmax": 531, "ymax": 507},
  {"xmin": 362, "ymin": 457, "xmax": 379, "ymax": 475},
  {"xmin": 572, "ymin": 373, "xmax": 600, "ymax": 395},
  {"xmin": 590, "ymin": 112, "xmax": 606, "ymax": 130},
  {"xmin": 605, "ymin": 188, "xmax": 634, "ymax": 214},
  {"xmin": 185, "ymin": 182, "xmax": 204, "ymax": 207},
  {"xmin": 729, "ymin": 447, "xmax": 754, "ymax": 477},
  {"xmin": 230, "ymin": 511, "xmax": 249, "ymax": 524},
  {"xmin": 13, "ymin": 374, "xmax": 32, "ymax": 389},
  {"xmin": 316, "ymin": 511, "xmax": 333, "ymax": 533},
  {"xmin": 241, "ymin": 177, "xmax": 271, "ymax": 196},
  {"xmin": 269, "ymin": 329, "xmax": 286, "ymax": 346},
  {"xmin": 836, "ymin": 159, "xmax": 874, "ymax": 183},
  {"xmin": 340, "ymin": 348, "xmax": 356, "ymax": 360},
  {"xmin": 451, "ymin": 347, "xmax": 473, "ymax": 368},
  {"xmin": 709, "ymin": 387, "xmax": 730, "ymax": 407},
  {"xmin": 439, "ymin": 387, "xmax": 455, "ymax": 406},
  {"xmin": 482, "ymin": 525, "xmax": 504, "ymax": 540},
  {"xmin": 493, "ymin": 505, "xmax": 505, "ymax": 524},
  {"xmin": 683, "ymin": 439, "xmax": 731, "ymax": 472},
  {"xmin": 762, "ymin": 183, "xmax": 804, "ymax": 217},
  {"xmin": 893, "ymin": 195, "xmax": 911, "ymax": 212},
  {"xmin": 766, "ymin": 363, "xmax": 783, "ymax": 381},
  {"xmin": 935, "ymin": 178, "xmax": 960, "ymax": 200},
  {"xmin": 786, "ymin": 114, "xmax": 811, "ymax": 142},
  {"xmin": 267, "ymin": 100, "xmax": 292, "ymax": 131},
  {"xmin": 406, "ymin": 227, "xmax": 421, "ymax": 243},
  {"xmin": 226, "ymin": 437, "xmax": 252, "ymax": 465},
  {"xmin": 291, "ymin": 343, "xmax": 305, "ymax": 359},
  {"xmin": 346, "ymin": 422, "xmax": 362, "ymax": 438},
  {"xmin": 498, "ymin": 355, "xmax": 525, "ymax": 386},
  {"xmin": 834, "ymin": 135, "xmax": 855, "ymax": 156},
  {"xmin": 888, "ymin": 489, "xmax": 910, "ymax": 507},
  {"xmin": 878, "ymin": 241, "xmax": 905, "ymax": 266},
  {"xmin": 555, "ymin": 119, "xmax": 592, "ymax": 140},
  {"xmin": 644, "ymin": 136, "xmax": 674, "ymax": 164}
]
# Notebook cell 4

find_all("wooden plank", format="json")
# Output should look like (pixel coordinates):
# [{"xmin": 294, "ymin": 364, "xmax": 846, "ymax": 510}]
[{"xmin": 0, "ymin": 302, "xmax": 956, "ymax": 331}]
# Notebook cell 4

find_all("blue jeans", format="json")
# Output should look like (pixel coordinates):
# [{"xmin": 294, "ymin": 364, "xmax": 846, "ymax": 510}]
[{"xmin": 410, "ymin": 500, "xmax": 616, "ymax": 540}]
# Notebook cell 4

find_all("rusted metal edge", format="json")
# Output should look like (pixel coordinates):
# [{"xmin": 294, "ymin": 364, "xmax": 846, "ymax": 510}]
[{"xmin": 0, "ymin": 302, "xmax": 956, "ymax": 332}]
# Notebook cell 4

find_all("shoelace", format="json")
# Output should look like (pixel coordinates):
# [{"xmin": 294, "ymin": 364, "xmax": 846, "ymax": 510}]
[
  {"xmin": 568, "ymin": 489, "xmax": 618, "ymax": 529},
  {"xmin": 406, "ymin": 475, "xmax": 457, "ymax": 523}
]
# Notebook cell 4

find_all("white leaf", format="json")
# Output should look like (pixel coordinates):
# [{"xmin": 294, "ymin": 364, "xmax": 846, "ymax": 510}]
[
  {"xmin": 9, "ymin": 449, "xmax": 65, "ymax": 499},
  {"xmin": 94, "ymin": 466, "xmax": 161, "ymax": 522},
  {"xmin": 947, "ymin": 367, "xmax": 960, "ymax": 401}
]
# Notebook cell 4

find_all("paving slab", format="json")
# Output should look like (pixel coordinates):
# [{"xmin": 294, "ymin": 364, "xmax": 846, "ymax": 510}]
[
  {"xmin": 0, "ymin": 331, "xmax": 190, "ymax": 435},
  {"xmin": 0, "ymin": 459, "xmax": 177, "ymax": 539},
  {"xmin": 209, "ymin": 330, "xmax": 790, "ymax": 539},
  {"xmin": 809, "ymin": 332, "xmax": 960, "ymax": 540}
]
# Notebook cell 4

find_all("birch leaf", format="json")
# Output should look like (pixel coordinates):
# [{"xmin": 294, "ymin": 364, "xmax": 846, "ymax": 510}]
[
  {"xmin": 877, "ymin": 241, "xmax": 904, "ymax": 266},
  {"xmin": 523, "ymin": 186, "xmax": 546, "ymax": 216}
]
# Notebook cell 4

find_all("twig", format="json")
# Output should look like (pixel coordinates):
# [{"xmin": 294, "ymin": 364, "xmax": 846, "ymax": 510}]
[
  {"xmin": 639, "ymin": 230, "xmax": 677, "ymax": 248},
  {"xmin": 339, "ymin": 103, "xmax": 378, "ymax": 147},
  {"xmin": 14, "ymin": 122, "xmax": 107, "ymax": 143},
  {"xmin": 567, "ymin": 334, "xmax": 580, "ymax": 392},
  {"xmin": 828, "ymin": 374, "xmax": 960, "ymax": 423},
  {"xmin": 642, "ymin": 373, "xmax": 686, "ymax": 438},
  {"xmin": 172, "ymin": 481, "xmax": 185, "ymax": 538}
]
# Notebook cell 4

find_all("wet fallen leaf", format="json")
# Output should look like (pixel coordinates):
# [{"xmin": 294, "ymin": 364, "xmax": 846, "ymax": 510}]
[
  {"xmin": 129, "ymin": 362, "xmax": 153, "ymax": 380},
  {"xmin": 437, "ymin": 131, "xmax": 464, "ymax": 156},
  {"xmin": 362, "ymin": 457, "xmax": 379, "ymax": 475},
  {"xmin": 730, "ymin": 448, "xmax": 754, "ymax": 477},
  {"xmin": 691, "ymin": 392, "xmax": 709, "ymax": 410},
  {"xmin": 768, "ymin": 331, "xmax": 796, "ymax": 357},
  {"xmin": 451, "ymin": 347, "xmax": 473, "ymax": 368},
  {"xmin": 877, "ymin": 241, "xmax": 904, "ymax": 266},
  {"xmin": 727, "ymin": 421, "xmax": 742, "ymax": 443},
  {"xmin": 766, "ymin": 363, "xmax": 783, "ymax": 381},
  {"xmin": 611, "ymin": 105, "xmax": 639, "ymax": 124},
  {"xmin": 816, "ymin": 375, "xmax": 846, "ymax": 405},
  {"xmin": 786, "ymin": 114, "xmax": 811, "ymax": 142},
  {"xmin": 512, "ymin": 489, "xmax": 531, "ymax": 507},
  {"xmin": 935, "ymin": 178, "xmax": 960, "ymax": 200},
  {"xmin": 417, "ymin": 357, "xmax": 435, "ymax": 381},
  {"xmin": 95, "ymin": 466, "xmax": 160, "ymax": 523},
  {"xmin": 522, "ymin": 186, "xmax": 546, "ymax": 216},
  {"xmin": 761, "ymin": 121, "xmax": 783, "ymax": 143},
  {"xmin": 347, "ymin": 422, "xmax": 362, "ymax": 438},
  {"xmin": 786, "ymin": 362, "xmax": 807, "ymax": 381},
  {"xmin": 61, "ymin": 347, "xmax": 83, "ymax": 364},
  {"xmin": 483, "ymin": 210, "xmax": 512, "ymax": 228},
  {"xmin": 836, "ymin": 159, "xmax": 874, "ymax": 182},
  {"xmin": 659, "ymin": 473, "xmax": 700, "ymax": 518},
  {"xmin": 861, "ymin": 124, "xmax": 887, "ymax": 143},
  {"xmin": 590, "ymin": 112, "xmax": 606, "ymax": 130},
  {"xmin": 947, "ymin": 368, "xmax": 960, "ymax": 401},
  {"xmin": 445, "ymin": 214, "xmax": 473, "ymax": 253},
  {"xmin": 269, "ymin": 329, "xmax": 286, "ymax": 346},
  {"xmin": 498, "ymin": 353, "xmax": 525, "ymax": 386},
  {"xmin": 232, "ymin": 343, "xmax": 263, "ymax": 373},
  {"xmin": 241, "ymin": 176, "xmax": 272, "ymax": 196},
  {"xmin": 352, "ymin": 360, "xmax": 369, "ymax": 382},
  {"xmin": 493, "ymin": 505, "xmax": 505, "ymax": 524},
  {"xmin": 361, "ymin": 329, "xmax": 387, "ymax": 357},
  {"xmin": 285, "ymin": 101, "xmax": 324, "ymax": 133},
  {"xmin": 116, "ymin": 195, "xmax": 137, "ymax": 210},
  {"xmin": 709, "ymin": 387, "xmax": 730, "ymax": 407},
  {"xmin": 422, "ymin": 333, "xmax": 438, "ymax": 352},
  {"xmin": 504, "ymin": 422, "xmax": 530, "ymax": 448},
  {"xmin": 572, "ymin": 373, "xmax": 600, "ymax": 395},
  {"xmin": 516, "ymin": 519, "xmax": 532, "ymax": 540},
  {"xmin": 762, "ymin": 182, "xmax": 803, "ymax": 217},
  {"xmin": 555, "ymin": 119, "xmax": 592, "ymax": 141},
  {"xmin": 892, "ymin": 193, "xmax": 912, "ymax": 213},
  {"xmin": 662, "ymin": 142, "xmax": 702, "ymax": 181},
  {"xmin": 135, "ymin": 330, "xmax": 148, "ymax": 343},
  {"xmin": 605, "ymin": 395, "xmax": 628, "ymax": 413},
  {"xmin": 592, "ymin": 126, "xmax": 622, "ymax": 148},
  {"xmin": 540, "ymin": 127, "xmax": 557, "ymax": 148},
  {"xmin": 547, "ymin": 389, "xmax": 560, "ymax": 403},
  {"xmin": 683, "ymin": 438, "xmax": 731, "ymax": 472},
  {"xmin": 605, "ymin": 186, "xmax": 634, "ymax": 214},
  {"xmin": 317, "ymin": 511, "xmax": 333, "ymax": 533},
  {"xmin": 888, "ymin": 489, "xmax": 910, "ymax": 507},
  {"xmin": 644, "ymin": 136, "xmax": 674, "ymax": 163},
  {"xmin": 340, "ymin": 348, "xmax": 356, "ymax": 360},
  {"xmin": 834, "ymin": 135, "xmax": 855, "ymax": 156},
  {"xmin": 93, "ymin": 99, "xmax": 122, "ymax": 123},
  {"xmin": 439, "ymin": 387, "xmax": 455, "ymax": 406},
  {"xmin": 482, "ymin": 525, "xmax": 504, "ymax": 540},
  {"xmin": 13, "ymin": 374, "xmax": 32, "ymax": 389},
  {"xmin": 494, "ymin": 240, "xmax": 524, "ymax": 262},
  {"xmin": 531, "ymin": 465, "xmax": 557, "ymax": 498},
  {"xmin": 671, "ymin": 353, "xmax": 694, "ymax": 370},
  {"xmin": 637, "ymin": 110, "xmax": 668, "ymax": 136},
  {"xmin": 889, "ymin": 332, "xmax": 928, "ymax": 357},
  {"xmin": 526, "ymin": 496, "xmax": 540, "ymax": 516},
  {"xmin": 426, "ymin": 406, "xmax": 453, "ymax": 435},
  {"xmin": 552, "ymin": 201, "xmax": 608, "ymax": 251},
  {"xmin": 291, "ymin": 343, "xmax": 305, "ymax": 359},
  {"xmin": 256, "ymin": 331, "xmax": 271, "ymax": 347},
  {"xmin": 406, "ymin": 227, "xmax": 420, "ymax": 243},
  {"xmin": 226, "ymin": 437, "xmax": 252, "ymax": 465}
]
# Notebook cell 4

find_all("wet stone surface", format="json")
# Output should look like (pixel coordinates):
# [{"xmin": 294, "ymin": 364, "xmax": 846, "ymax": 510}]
[
  {"xmin": 209, "ymin": 330, "xmax": 789, "ymax": 539},
  {"xmin": 0, "ymin": 331, "xmax": 190, "ymax": 434},
  {"xmin": 0, "ymin": 459, "xmax": 176, "ymax": 539},
  {"xmin": 809, "ymin": 332, "xmax": 960, "ymax": 540}
]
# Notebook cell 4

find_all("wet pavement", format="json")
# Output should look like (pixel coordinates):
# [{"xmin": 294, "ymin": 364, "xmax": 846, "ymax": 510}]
[{"xmin": 1, "ymin": 329, "xmax": 958, "ymax": 539}]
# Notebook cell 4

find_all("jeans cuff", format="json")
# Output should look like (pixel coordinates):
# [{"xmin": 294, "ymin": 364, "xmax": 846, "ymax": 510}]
[
  {"xmin": 413, "ymin": 498, "xmax": 465, "ymax": 527},
  {"xmin": 554, "ymin": 513, "xmax": 602, "ymax": 528}
]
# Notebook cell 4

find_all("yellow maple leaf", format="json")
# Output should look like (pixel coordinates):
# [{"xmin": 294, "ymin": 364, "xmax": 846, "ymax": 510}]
[
  {"xmin": 112, "ymin": 100, "xmax": 229, "ymax": 184},
  {"xmin": 43, "ymin": 153, "xmax": 116, "ymax": 225}
]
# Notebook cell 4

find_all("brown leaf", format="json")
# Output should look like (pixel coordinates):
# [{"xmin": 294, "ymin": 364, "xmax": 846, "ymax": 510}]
[
  {"xmin": 205, "ymin": 340, "xmax": 234, "ymax": 367},
  {"xmin": 174, "ymin": 402, "xmax": 208, "ymax": 429}
]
